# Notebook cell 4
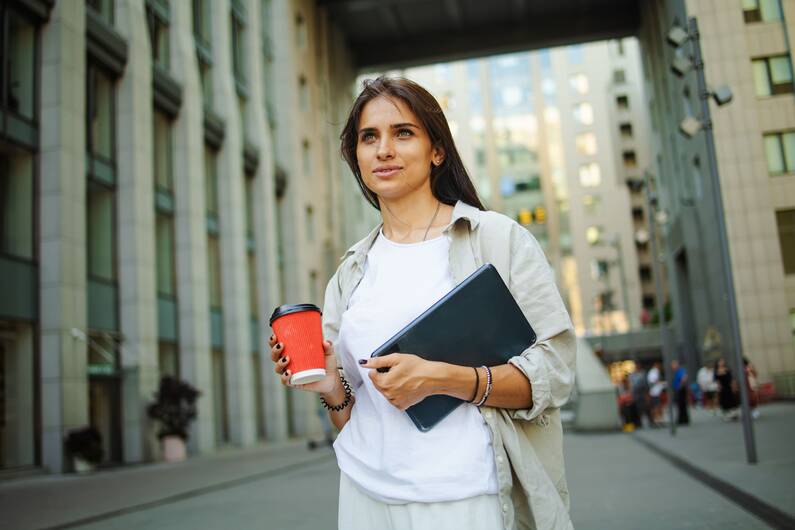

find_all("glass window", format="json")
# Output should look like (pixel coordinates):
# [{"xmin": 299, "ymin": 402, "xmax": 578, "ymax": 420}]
[
  {"xmin": 295, "ymin": 13, "xmax": 306, "ymax": 49},
  {"xmin": 153, "ymin": 111, "xmax": 172, "ymax": 192},
  {"xmin": 569, "ymin": 74, "xmax": 589, "ymax": 95},
  {"xmin": 156, "ymin": 214, "xmax": 175, "ymax": 297},
  {"xmin": 764, "ymin": 132, "xmax": 795, "ymax": 174},
  {"xmin": 752, "ymin": 56, "xmax": 794, "ymax": 96},
  {"xmin": 586, "ymin": 226, "xmax": 603, "ymax": 246},
  {"xmin": 87, "ymin": 66, "xmax": 114, "ymax": 162},
  {"xmin": 579, "ymin": 162, "xmax": 601, "ymax": 187},
  {"xmin": 199, "ymin": 61, "xmax": 213, "ymax": 109},
  {"xmin": 583, "ymin": 194, "xmax": 601, "ymax": 215},
  {"xmin": 5, "ymin": 9, "xmax": 36, "ymax": 122},
  {"xmin": 231, "ymin": 13, "xmax": 245, "ymax": 83},
  {"xmin": 158, "ymin": 342, "xmax": 179, "ymax": 377},
  {"xmin": 0, "ymin": 153, "xmax": 34, "ymax": 259},
  {"xmin": 743, "ymin": 0, "xmax": 783, "ymax": 23},
  {"xmin": 302, "ymin": 140, "xmax": 311, "ymax": 175},
  {"xmin": 306, "ymin": 205, "xmax": 314, "ymax": 242},
  {"xmin": 245, "ymin": 176, "xmax": 255, "ymax": 236},
  {"xmin": 573, "ymin": 103, "xmax": 593, "ymax": 125},
  {"xmin": 238, "ymin": 95, "xmax": 247, "ymax": 143},
  {"xmin": 87, "ymin": 0, "xmax": 114, "ymax": 25},
  {"xmin": 146, "ymin": 5, "xmax": 170, "ymax": 70},
  {"xmin": 613, "ymin": 69, "xmax": 626, "ymax": 84},
  {"xmin": 590, "ymin": 259, "xmax": 609, "ymax": 280},
  {"xmin": 298, "ymin": 76, "xmax": 309, "ymax": 109},
  {"xmin": 87, "ymin": 183, "xmax": 116, "ymax": 281},
  {"xmin": 620, "ymin": 123, "xmax": 633, "ymax": 138},
  {"xmin": 207, "ymin": 235, "xmax": 222, "ymax": 307},
  {"xmin": 775, "ymin": 209, "xmax": 795, "ymax": 275},
  {"xmin": 192, "ymin": 0, "xmax": 211, "ymax": 44},
  {"xmin": 616, "ymin": 94, "xmax": 629, "ymax": 109},
  {"xmin": 623, "ymin": 150, "xmax": 637, "ymax": 168},
  {"xmin": 204, "ymin": 147, "xmax": 218, "ymax": 216},
  {"xmin": 576, "ymin": 133, "xmax": 597, "ymax": 156}
]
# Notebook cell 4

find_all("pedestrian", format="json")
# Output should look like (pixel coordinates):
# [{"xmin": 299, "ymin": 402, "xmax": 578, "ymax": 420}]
[
  {"xmin": 743, "ymin": 357, "xmax": 760, "ymax": 419},
  {"xmin": 696, "ymin": 363, "xmax": 717, "ymax": 410},
  {"xmin": 714, "ymin": 358, "xmax": 739, "ymax": 420},
  {"xmin": 618, "ymin": 378, "xmax": 638, "ymax": 431},
  {"xmin": 629, "ymin": 365, "xmax": 652, "ymax": 428},
  {"xmin": 269, "ymin": 76, "xmax": 576, "ymax": 530},
  {"xmin": 647, "ymin": 361, "xmax": 665, "ymax": 423},
  {"xmin": 671, "ymin": 359, "xmax": 690, "ymax": 425}
]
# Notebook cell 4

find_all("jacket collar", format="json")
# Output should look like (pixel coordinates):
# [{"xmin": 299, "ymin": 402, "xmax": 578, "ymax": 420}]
[{"xmin": 341, "ymin": 200, "xmax": 482, "ymax": 262}]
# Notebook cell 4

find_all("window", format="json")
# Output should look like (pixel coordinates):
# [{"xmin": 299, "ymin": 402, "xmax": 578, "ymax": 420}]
[
  {"xmin": 3, "ymin": 8, "xmax": 36, "ymax": 122},
  {"xmin": 623, "ymin": 150, "xmax": 638, "ymax": 168},
  {"xmin": 238, "ymin": 95, "xmax": 247, "ymax": 142},
  {"xmin": 193, "ymin": 0, "xmax": 213, "ymax": 108},
  {"xmin": 613, "ymin": 69, "xmax": 626, "ymax": 84},
  {"xmin": 639, "ymin": 265, "xmax": 652, "ymax": 282},
  {"xmin": 583, "ymin": 194, "xmax": 601, "ymax": 215},
  {"xmin": 616, "ymin": 39, "xmax": 625, "ymax": 56},
  {"xmin": 776, "ymin": 209, "xmax": 795, "ymax": 275},
  {"xmin": 204, "ymin": 147, "xmax": 218, "ymax": 217},
  {"xmin": 295, "ymin": 12, "xmax": 307, "ymax": 49},
  {"xmin": 207, "ymin": 236, "xmax": 222, "ymax": 307},
  {"xmin": 87, "ymin": 66, "xmax": 115, "ymax": 163},
  {"xmin": 302, "ymin": 139, "xmax": 311, "ymax": 175},
  {"xmin": 298, "ymin": 75, "xmax": 309, "ymax": 108},
  {"xmin": 642, "ymin": 295, "xmax": 655, "ymax": 310},
  {"xmin": 567, "ymin": 45, "xmax": 584, "ymax": 64},
  {"xmin": 632, "ymin": 207, "xmax": 644, "ymax": 222},
  {"xmin": 306, "ymin": 205, "xmax": 314, "ymax": 242},
  {"xmin": 573, "ymin": 103, "xmax": 594, "ymax": 125},
  {"xmin": 764, "ymin": 131, "xmax": 795, "ymax": 174},
  {"xmin": 620, "ymin": 123, "xmax": 633, "ymax": 138},
  {"xmin": 153, "ymin": 111, "xmax": 172, "ymax": 192},
  {"xmin": 579, "ymin": 163, "xmax": 601, "ymax": 187},
  {"xmin": 247, "ymin": 252, "xmax": 258, "ymax": 316},
  {"xmin": 743, "ymin": 0, "xmax": 782, "ymax": 23},
  {"xmin": 87, "ymin": 0, "xmax": 114, "ymax": 24},
  {"xmin": 616, "ymin": 94, "xmax": 629, "ymax": 109},
  {"xmin": 156, "ymin": 214, "xmax": 175, "ymax": 296},
  {"xmin": 146, "ymin": 0, "xmax": 170, "ymax": 70},
  {"xmin": 569, "ymin": 74, "xmax": 589, "ymax": 95},
  {"xmin": 87, "ymin": 182, "xmax": 116, "ymax": 281},
  {"xmin": 199, "ymin": 59, "xmax": 213, "ymax": 109},
  {"xmin": 576, "ymin": 133, "xmax": 598, "ymax": 156},
  {"xmin": 245, "ymin": 175, "xmax": 255, "ymax": 238},
  {"xmin": 752, "ymin": 55, "xmax": 793, "ymax": 96},
  {"xmin": 586, "ymin": 226, "xmax": 603, "ymax": 246},
  {"xmin": 192, "ymin": 0, "xmax": 211, "ymax": 45},
  {"xmin": 0, "ymin": 153, "xmax": 34, "ymax": 259},
  {"xmin": 231, "ymin": 10, "xmax": 246, "ymax": 84},
  {"xmin": 158, "ymin": 342, "xmax": 178, "ymax": 377},
  {"xmin": 590, "ymin": 259, "xmax": 609, "ymax": 280}
]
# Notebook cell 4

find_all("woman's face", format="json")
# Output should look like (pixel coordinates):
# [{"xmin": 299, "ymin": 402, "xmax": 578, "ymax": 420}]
[{"xmin": 355, "ymin": 96, "xmax": 444, "ymax": 203}]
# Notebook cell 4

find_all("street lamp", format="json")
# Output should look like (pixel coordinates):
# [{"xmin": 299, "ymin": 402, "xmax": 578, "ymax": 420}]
[{"xmin": 667, "ymin": 18, "xmax": 758, "ymax": 464}]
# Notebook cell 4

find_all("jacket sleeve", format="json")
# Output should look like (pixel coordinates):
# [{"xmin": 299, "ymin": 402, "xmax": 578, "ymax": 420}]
[{"xmin": 504, "ymin": 223, "xmax": 577, "ymax": 421}]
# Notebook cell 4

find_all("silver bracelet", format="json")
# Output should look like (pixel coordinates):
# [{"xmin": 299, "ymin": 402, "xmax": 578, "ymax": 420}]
[{"xmin": 475, "ymin": 365, "xmax": 492, "ymax": 407}]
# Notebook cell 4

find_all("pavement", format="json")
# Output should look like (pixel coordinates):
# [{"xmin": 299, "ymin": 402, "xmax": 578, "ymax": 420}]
[{"xmin": 1, "ymin": 403, "xmax": 793, "ymax": 530}]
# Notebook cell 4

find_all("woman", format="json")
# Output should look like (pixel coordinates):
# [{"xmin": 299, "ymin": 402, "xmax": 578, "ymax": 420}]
[
  {"xmin": 715, "ymin": 358, "xmax": 738, "ymax": 420},
  {"xmin": 269, "ymin": 77, "xmax": 576, "ymax": 530}
]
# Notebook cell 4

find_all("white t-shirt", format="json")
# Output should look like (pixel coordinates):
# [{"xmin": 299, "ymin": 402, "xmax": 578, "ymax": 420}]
[{"xmin": 333, "ymin": 229, "xmax": 499, "ymax": 504}]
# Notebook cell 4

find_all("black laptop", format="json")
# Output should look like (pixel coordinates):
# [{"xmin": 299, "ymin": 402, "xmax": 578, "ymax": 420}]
[{"xmin": 370, "ymin": 263, "xmax": 536, "ymax": 432}]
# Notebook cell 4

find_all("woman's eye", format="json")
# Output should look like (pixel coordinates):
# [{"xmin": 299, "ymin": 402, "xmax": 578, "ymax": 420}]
[
  {"xmin": 397, "ymin": 129, "xmax": 413, "ymax": 137},
  {"xmin": 361, "ymin": 132, "xmax": 376, "ymax": 142}
]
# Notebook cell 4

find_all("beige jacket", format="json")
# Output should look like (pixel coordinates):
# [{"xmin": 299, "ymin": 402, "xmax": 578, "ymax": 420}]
[{"xmin": 322, "ymin": 201, "xmax": 577, "ymax": 530}]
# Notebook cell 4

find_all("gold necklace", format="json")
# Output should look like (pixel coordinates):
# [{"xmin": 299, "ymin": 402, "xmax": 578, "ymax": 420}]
[{"xmin": 422, "ymin": 201, "xmax": 442, "ymax": 241}]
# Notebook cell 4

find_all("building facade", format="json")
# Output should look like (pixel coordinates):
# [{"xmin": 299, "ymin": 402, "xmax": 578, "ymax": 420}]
[
  {"xmin": 640, "ymin": 0, "xmax": 795, "ymax": 382},
  {"xmin": 0, "ymin": 0, "xmax": 366, "ymax": 473}
]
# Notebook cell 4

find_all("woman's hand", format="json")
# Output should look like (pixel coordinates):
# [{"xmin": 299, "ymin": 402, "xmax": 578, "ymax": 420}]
[
  {"xmin": 358, "ymin": 354, "xmax": 438, "ymax": 411},
  {"xmin": 269, "ymin": 334, "xmax": 340, "ymax": 395}
]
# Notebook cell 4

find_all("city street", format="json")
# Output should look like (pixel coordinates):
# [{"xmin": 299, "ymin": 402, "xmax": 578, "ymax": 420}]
[{"xmin": 2, "ymin": 403, "xmax": 793, "ymax": 530}]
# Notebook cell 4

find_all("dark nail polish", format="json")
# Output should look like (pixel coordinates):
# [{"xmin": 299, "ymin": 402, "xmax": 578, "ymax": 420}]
[
  {"xmin": 276, "ymin": 343, "xmax": 282, "ymax": 350},
  {"xmin": 358, "ymin": 359, "xmax": 367, "ymax": 365},
  {"xmin": 280, "ymin": 357, "xmax": 286, "ymax": 364}
]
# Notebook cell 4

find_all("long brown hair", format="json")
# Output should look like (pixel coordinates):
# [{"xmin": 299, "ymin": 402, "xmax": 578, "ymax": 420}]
[{"xmin": 340, "ymin": 76, "xmax": 485, "ymax": 211}]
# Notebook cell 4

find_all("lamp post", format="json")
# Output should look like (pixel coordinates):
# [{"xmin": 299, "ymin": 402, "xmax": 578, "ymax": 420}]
[
  {"xmin": 608, "ymin": 234, "xmax": 632, "ymax": 331},
  {"xmin": 641, "ymin": 173, "xmax": 677, "ymax": 436},
  {"xmin": 667, "ymin": 18, "xmax": 757, "ymax": 463}
]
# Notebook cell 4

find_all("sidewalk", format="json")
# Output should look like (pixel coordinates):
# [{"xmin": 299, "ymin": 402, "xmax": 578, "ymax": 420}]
[
  {"xmin": 0, "ymin": 439, "xmax": 336, "ymax": 530},
  {"xmin": 633, "ymin": 401, "xmax": 795, "ymax": 524}
]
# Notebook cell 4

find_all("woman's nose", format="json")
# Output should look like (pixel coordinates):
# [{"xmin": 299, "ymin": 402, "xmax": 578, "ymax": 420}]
[{"xmin": 376, "ymin": 137, "xmax": 395, "ymax": 159}]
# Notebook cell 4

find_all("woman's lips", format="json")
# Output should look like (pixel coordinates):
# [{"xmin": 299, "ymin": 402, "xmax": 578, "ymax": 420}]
[{"xmin": 373, "ymin": 167, "xmax": 402, "ymax": 178}]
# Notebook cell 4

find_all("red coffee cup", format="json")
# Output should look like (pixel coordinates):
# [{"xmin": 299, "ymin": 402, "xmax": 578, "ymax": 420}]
[{"xmin": 269, "ymin": 304, "xmax": 326, "ymax": 385}]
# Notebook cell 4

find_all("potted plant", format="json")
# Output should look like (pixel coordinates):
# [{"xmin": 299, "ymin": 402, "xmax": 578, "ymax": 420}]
[
  {"xmin": 147, "ymin": 376, "xmax": 201, "ymax": 462},
  {"xmin": 64, "ymin": 426, "xmax": 103, "ymax": 473}
]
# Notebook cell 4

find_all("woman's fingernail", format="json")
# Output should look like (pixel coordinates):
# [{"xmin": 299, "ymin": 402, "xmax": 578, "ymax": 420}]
[
  {"xmin": 280, "ymin": 357, "xmax": 286, "ymax": 364},
  {"xmin": 276, "ymin": 343, "xmax": 282, "ymax": 350},
  {"xmin": 358, "ymin": 359, "xmax": 367, "ymax": 365}
]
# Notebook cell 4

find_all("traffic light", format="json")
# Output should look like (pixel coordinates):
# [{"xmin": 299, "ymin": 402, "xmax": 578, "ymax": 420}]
[{"xmin": 534, "ymin": 206, "xmax": 546, "ymax": 224}]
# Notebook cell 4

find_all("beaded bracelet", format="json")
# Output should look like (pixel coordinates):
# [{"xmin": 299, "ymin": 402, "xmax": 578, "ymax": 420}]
[
  {"xmin": 474, "ymin": 365, "xmax": 492, "ymax": 408},
  {"xmin": 468, "ymin": 367, "xmax": 480, "ymax": 403},
  {"xmin": 320, "ymin": 374, "xmax": 352, "ymax": 412}
]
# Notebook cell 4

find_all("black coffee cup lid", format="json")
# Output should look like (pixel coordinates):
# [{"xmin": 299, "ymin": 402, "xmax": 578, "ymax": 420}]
[{"xmin": 269, "ymin": 303, "xmax": 321, "ymax": 326}]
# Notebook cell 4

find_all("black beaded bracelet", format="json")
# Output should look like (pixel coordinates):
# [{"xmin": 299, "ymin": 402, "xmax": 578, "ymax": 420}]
[{"xmin": 320, "ymin": 374, "xmax": 352, "ymax": 412}]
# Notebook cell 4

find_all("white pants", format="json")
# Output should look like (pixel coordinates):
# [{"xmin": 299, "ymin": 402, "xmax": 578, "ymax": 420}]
[{"xmin": 338, "ymin": 472, "xmax": 505, "ymax": 530}]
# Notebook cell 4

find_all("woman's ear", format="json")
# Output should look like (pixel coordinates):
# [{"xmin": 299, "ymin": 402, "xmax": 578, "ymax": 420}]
[{"xmin": 432, "ymin": 146, "xmax": 446, "ymax": 167}]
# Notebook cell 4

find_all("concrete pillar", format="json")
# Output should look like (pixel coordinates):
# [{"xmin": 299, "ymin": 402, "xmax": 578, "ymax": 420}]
[
  {"xmin": 114, "ymin": 0, "xmax": 160, "ymax": 464},
  {"xmin": 212, "ymin": 0, "xmax": 257, "ymax": 446},
  {"xmin": 38, "ymin": 2, "xmax": 88, "ymax": 473},
  {"xmin": 244, "ymin": 0, "xmax": 288, "ymax": 442},
  {"xmin": 170, "ymin": 0, "xmax": 216, "ymax": 454}
]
